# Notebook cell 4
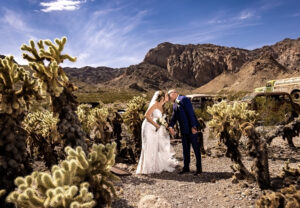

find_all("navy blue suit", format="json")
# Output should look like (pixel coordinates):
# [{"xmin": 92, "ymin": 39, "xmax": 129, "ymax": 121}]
[{"xmin": 169, "ymin": 95, "xmax": 202, "ymax": 171}]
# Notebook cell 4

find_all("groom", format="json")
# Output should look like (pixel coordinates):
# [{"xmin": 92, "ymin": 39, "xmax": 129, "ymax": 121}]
[{"xmin": 168, "ymin": 89, "xmax": 202, "ymax": 175}]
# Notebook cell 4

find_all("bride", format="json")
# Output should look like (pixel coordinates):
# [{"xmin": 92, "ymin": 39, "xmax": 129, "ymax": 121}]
[{"xmin": 136, "ymin": 91, "xmax": 178, "ymax": 174}]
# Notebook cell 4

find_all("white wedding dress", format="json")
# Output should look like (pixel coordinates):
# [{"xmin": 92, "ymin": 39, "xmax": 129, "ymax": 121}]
[{"xmin": 136, "ymin": 108, "xmax": 178, "ymax": 174}]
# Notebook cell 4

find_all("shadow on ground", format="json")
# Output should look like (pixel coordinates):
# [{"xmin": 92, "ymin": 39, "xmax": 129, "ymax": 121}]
[
  {"xmin": 146, "ymin": 170, "xmax": 233, "ymax": 183},
  {"xmin": 112, "ymin": 198, "xmax": 135, "ymax": 208}
]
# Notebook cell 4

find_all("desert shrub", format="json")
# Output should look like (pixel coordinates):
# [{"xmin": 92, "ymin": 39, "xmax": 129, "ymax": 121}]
[
  {"xmin": 75, "ymin": 90, "xmax": 151, "ymax": 104},
  {"xmin": 252, "ymin": 96, "xmax": 293, "ymax": 126},
  {"xmin": 6, "ymin": 143, "xmax": 119, "ymax": 207}
]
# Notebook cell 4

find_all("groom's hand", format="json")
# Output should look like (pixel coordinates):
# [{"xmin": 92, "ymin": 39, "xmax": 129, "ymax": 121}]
[
  {"xmin": 169, "ymin": 127, "xmax": 175, "ymax": 136},
  {"xmin": 191, "ymin": 127, "xmax": 198, "ymax": 134}
]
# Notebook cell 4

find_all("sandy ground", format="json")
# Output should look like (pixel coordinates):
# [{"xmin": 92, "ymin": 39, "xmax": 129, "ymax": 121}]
[{"xmin": 112, "ymin": 127, "xmax": 300, "ymax": 208}]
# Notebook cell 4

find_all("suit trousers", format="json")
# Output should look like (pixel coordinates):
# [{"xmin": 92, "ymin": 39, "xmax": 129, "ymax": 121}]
[{"xmin": 181, "ymin": 132, "xmax": 202, "ymax": 171}]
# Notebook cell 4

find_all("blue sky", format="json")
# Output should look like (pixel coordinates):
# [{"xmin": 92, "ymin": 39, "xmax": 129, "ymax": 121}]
[{"xmin": 0, "ymin": 0, "xmax": 299, "ymax": 68}]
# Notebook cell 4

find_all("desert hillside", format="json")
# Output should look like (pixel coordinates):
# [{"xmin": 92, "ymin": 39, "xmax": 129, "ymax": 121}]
[{"xmin": 62, "ymin": 37, "xmax": 300, "ymax": 93}]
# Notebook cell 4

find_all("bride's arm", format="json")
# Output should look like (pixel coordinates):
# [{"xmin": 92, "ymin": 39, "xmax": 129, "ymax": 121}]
[{"xmin": 144, "ymin": 104, "xmax": 160, "ymax": 130}]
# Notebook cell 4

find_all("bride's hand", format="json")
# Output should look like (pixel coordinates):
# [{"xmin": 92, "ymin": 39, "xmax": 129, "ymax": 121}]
[{"xmin": 155, "ymin": 124, "xmax": 161, "ymax": 131}]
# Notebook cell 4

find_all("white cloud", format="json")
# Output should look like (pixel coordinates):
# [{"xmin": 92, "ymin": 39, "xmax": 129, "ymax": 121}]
[
  {"xmin": 1, "ymin": 9, "xmax": 27, "ymax": 31},
  {"xmin": 40, "ymin": 0, "xmax": 87, "ymax": 12},
  {"xmin": 0, "ymin": 9, "xmax": 53, "ymax": 66},
  {"xmin": 239, "ymin": 11, "xmax": 254, "ymax": 20},
  {"xmin": 292, "ymin": 12, "xmax": 300, "ymax": 17},
  {"xmin": 63, "ymin": 7, "xmax": 151, "ymax": 68}
]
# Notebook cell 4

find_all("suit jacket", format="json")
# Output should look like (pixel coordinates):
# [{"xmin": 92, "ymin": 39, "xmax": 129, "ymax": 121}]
[{"xmin": 169, "ymin": 95, "xmax": 199, "ymax": 134}]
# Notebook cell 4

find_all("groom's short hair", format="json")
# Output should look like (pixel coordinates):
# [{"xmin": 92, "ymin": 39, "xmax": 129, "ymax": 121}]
[{"xmin": 168, "ymin": 89, "xmax": 177, "ymax": 95}]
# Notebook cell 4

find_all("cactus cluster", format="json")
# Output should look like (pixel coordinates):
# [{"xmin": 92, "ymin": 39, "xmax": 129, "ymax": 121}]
[
  {"xmin": 7, "ymin": 173, "xmax": 95, "ymax": 208},
  {"xmin": 278, "ymin": 161, "xmax": 300, "ymax": 186},
  {"xmin": 240, "ymin": 123, "xmax": 270, "ymax": 189},
  {"xmin": 22, "ymin": 37, "xmax": 87, "ymax": 152},
  {"xmin": 0, "ymin": 56, "xmax": 39, "ymax": 116},
  {"xmin": 0, "ymin": 56, "xmax": 38, "ymax": 201},
  {"xmin": 7, "ymin": 143, "xmax": 119, "ymax": 207},
  {"xmin": 22, "ymin": 110, "xmax": 60, "ymax": 167},
  {"xmin": 123, "ymin": 96, "xmax": 147, "ymax": 156},
  {"xmin": 77, "ymin": 104, "xmax": 118, "ymax": 144},
  {"xmin": 77, "ymin": 104, "xmax": 93, "ymax": 133},
  {"xmin": 21, "ymin": 37, "xmax": 75, "ymax": 99},
  {"xmin": 207, "ymin": 101, "xmax": 268, "ymax": 185},
  {"xmin": 88, "ymin": 107, "xmax": 113, "ymax": 143},
  {"xmin": 207, "ymin": 101, "xmax": 257, "ymax": 142},
  {"xmin": 256, "ymin": 185, "xmax": 300, "ymax": 208},
  {"xmin": 207, "ymin": 101, "xmax": 256, "ymax": 173}
]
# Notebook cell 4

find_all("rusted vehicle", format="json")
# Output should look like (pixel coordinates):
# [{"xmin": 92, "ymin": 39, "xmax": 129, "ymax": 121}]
[
  {"xmin": 186, "ymin": 94, "xmax": 224, "ymax": 109},
  {"xmin": 254, "ymin": 77, "xmax": 300, "ymax": 103},
  {"xmin": 242, "ymin": 92, "xmax": 300, "ymax": 125}
]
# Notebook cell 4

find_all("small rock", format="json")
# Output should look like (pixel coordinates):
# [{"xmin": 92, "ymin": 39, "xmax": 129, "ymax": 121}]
[
  {"xmin": 240, "ymin": 183, "xmax": 249, "ymax": 188},
  {"xmin": 138, "ymin": 195, "xmax": 171, "ymax": 208}
]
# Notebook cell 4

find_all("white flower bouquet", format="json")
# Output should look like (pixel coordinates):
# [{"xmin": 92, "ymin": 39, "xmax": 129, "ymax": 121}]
[{"xmin": 156, "ymin": 115, "xmax": 168, "ymax": 128}]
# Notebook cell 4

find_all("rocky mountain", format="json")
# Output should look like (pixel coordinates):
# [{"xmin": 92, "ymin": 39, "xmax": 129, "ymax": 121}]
[
  {"xmin": 194, "ymin": 38, "xmax": 300, "ymax": 93},
  {"xmin": 64, "ymin": 37, "xmax": 299, "ymax": 93},
  {"xmin": 64, "ymin": 66, "xmax": 122, "ymax": 84},
  {"xmin": 144, "ymin": 42, "xmax": 252, "ymax": 87}
]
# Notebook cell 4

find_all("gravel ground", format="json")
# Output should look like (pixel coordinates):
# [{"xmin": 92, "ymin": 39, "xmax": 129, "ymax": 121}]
[{"xmin": 112, "ymin": 127, "xmax": 300, "ymax": 208}]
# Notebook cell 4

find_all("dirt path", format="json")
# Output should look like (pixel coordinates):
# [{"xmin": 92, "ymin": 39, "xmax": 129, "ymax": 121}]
[{"xmin": 112, "ymin": 128, "xmax": 300, "ymax": 208}]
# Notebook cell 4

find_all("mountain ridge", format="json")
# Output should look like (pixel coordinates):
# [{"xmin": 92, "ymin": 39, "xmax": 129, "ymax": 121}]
[{"xmin": 2, "ymin": 37, "xmax": 299, "ymax": 93}]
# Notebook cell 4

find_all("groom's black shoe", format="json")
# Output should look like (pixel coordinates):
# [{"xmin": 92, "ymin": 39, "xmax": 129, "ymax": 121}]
[
  {"xmin": 179, "ymin": 168, "xmax": 190, "ymax": 174},
  {"xmin": 194, "ymin": 169, "xmax": 202, "ymax": 176}
]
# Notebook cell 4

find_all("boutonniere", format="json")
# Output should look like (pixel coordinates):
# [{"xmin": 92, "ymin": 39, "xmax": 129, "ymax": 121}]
[{"xmin": 176, "ymin": 98, "xmax": 181, "ymax": 108}]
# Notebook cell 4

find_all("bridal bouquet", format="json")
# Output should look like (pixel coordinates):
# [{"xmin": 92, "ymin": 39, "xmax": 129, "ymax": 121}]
[{"xmin": 156, "ymin": 116, "xmax": 168, "ymax": 128}]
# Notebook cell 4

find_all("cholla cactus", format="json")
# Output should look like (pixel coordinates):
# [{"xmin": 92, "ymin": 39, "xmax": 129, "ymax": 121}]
[
  {"xmin": 207, "ymin": 101, "xmax": 257, "ymax": 180},
  {"xmin": 0, "ymin": 56, "xmax": 39, "ymax": 202},
  {"xmin": 123, "ymin": 96, "xmax": 147, "ymax": 156},
  {"xmin": 0, "ymin": 56, "xmax": 39, "ymax": 116},
  {"xmin": 88, "ymin": 107, "xmax": 113, "ymax": 143},
  {"xmin": 256, "ymin": 185, "xmax": 300, "ymax": 208},
  {"xmin": 77, "ymin": 105, "xmax": 115, "ymax": 144},
  {"xmin": 22, "ymin": 110, "xmax": 60, "ymax": 168},
  {"xmin": 77, "ymin": 104, "xmax": 92, "ymax": 133},
  {"xmin": 65, "ymin": 143, "xmax": 119, "ymax": 206},
  {"xmin": 22, "ymin": 37, "xmax": 87, "ymax": 152},
  {"xmin": 207, "ymin": 101, "xmax": 257, "ymax": 141},
  {"xmin": 256, "ymin": 162, "xmax": 299, "ymax": 207},
  {"xmin": 7, "ymin": 143, "xmax": 119, "ymax": 207},
  {"xmin": 240, "ymin": 123, "xmax": 270, "ymax": 189},
  {"xmin": 278, "ymin": 161, "xmax": 300, "ymax": 186},
  {"xmin": 21, "ymin": 37, "xmax": 75, "ymax": 99}
]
